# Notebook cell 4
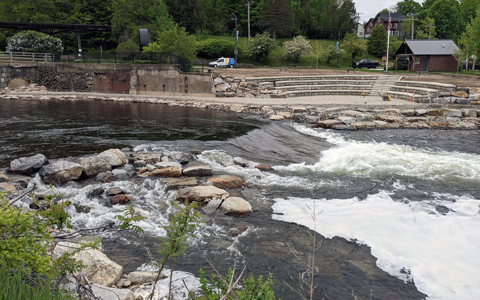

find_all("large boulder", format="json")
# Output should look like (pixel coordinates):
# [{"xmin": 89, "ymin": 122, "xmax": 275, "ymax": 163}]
[
  {"xmin": 317, "ymin": 119, "xmax": 342, "ymax": 128},
  {"xmin": 8, "ymin": 154, "xmax": 48, "ymax": 175},
  {"xmin": 207, "ymin": 175, "xmax": 246, "ymax": 189},
  {"xmin": 75, "ymin": 249, "xmax": 123, "ymax": 287},
  {"xmin": 111, "ymin": 194, "xmax": 130, "ymax": 205},
  {"xmin": 182, "ymin": 164, "xmax": 213, "ymax": 177},
  {"xmin": 89, "ymin": 285, "xmax": 134, "ymax": 300},
  {"xmin": 79, "ymin": 155, "xmax": 112, "ymax": 177},
  {"xmin": 130, "ymin": 153, "xmax": 162, "ymax": 164},
  {"xmin": 176, "ymin": 186, "xmax": 229, "ymax": 203},
  {"xmin": 99, "ymin": 149, "xmax": 127, "ymax": 167},
  {"xmin": 149, "ymin": 166, "xmax": 182, "ymax": 177},
  {"xmin": 39, "ymin": 161, "xmax": 83, "ymax": 184},
  {"xmin": 351, "ymin": 121, "xmax": 376, "ymax": 130},
  {"xmin": 219, "ymin": 197, "xmax": 253, "ymax": 216}
]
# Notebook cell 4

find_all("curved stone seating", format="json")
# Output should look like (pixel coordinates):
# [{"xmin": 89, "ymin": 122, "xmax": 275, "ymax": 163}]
[
  {"xmin": 275, "ymin": 80, "xmax": 376, "ymax": 87},
  {"xmin": 275, "ymin": 84, "xmax": 371, "ymax": 92},
  {"xmin": 390, "ymin": 86, "xmax": 438, "ymax": 98},
  {"xmin": 246, "ymin": 75, "xmax": 378, "ymax": 84},
  {"xmin": 287, "ymin": 90, "xmax": 368, "ymax": 97},
  {"xmin": 396, "ymin": 81, "xmax": 455, "ymax": 91}
]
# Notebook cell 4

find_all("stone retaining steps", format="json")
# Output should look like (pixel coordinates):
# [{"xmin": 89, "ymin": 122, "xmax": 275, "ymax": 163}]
[
  {"xmin": 286, "ymin": 90, "xmax": 367, "ymax": 97},
  {"xmin": 370, "ymin": 75, "xmax": 402, "ymax": 95},
  {"xmin": 389, "ymin": 86, "xmax": 438, "ymax": 98},
  {"xmin": 275, "ymin": 84, "xmax": 371, "ymax": 92},
  {"xmin": 386, "ymin": 91, "xmax": 426, "ymax": 102},
  {"xmin": 274, "ymin": 80, "xmax": 376, "ymax": 87},
  {"xmin": 246, "ymin": 75, "xmax": 378, "ymax": 84},
  {"xmin": 395, "ymin": 81, "xmax": 456, "ymax": 91}
]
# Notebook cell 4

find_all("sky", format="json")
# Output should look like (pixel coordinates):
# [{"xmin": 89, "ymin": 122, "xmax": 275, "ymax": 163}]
[{"xmin": 355, "ymin": 0, "xmax": 418, "ymax": 23}]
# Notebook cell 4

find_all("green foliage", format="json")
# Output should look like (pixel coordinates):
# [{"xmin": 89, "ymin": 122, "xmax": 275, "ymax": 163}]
[
  {"xmin": 144, "ymin": 25, "xmax": 197, "ymax": 61},
  {"xmin": 150, "ymin": 200, "xmax": 202, "ymax": 299},
  {"xmin": 342, "ymin": 33, "xmax": 367, "ymax": 63},
  {"xmin": 6, "ymin": 31, "xmax": 63, "ymax": 53},
  {"xmin": 461, "ymin": 7, "xmax": 480, "ymax": 55},
  {"xmin": 198, "ymin": 268, "xmax": 278, "ymax": 299},
  {"xmin": 283, "ymin": 35, "xmax": 311, "ymax": 62},
  {"xmin": 396, "ymin": 0, "xmax": 422, "ymax": 15},
  {"xmin": 112, "ymin": 0, "xmax": 174, "ymax": 42},
  {"xmin": 324, "ymin": 45, "xmax": 345, "ymax": 64},
  {"xmin": 115, "ymin": 205, "xmax": 146, "ymax": 233},
  {"xmin": 427, "ymin": 0, "xmax": 464, "ymax": 39},
  {"xmin": 0, "ymin": 191, "xmax": 61, "ymax": 274},
  {"xmin": 0, "ymin": 262, "xmax": 72, "ymax": 300},
  {"xmin": 367, "ymin": 25, "xmax": 388, "ymax": 58},
  {"xmin": 244, "ymin": 32, "xmax": 277, "ymax": 62},
  {"xmin": 196, "ymin": 39, "xmax": 236, "ymax": 58},
  {"xmin": 165, "ymin": 0, "xmax": 204, "ymax": 33},
  {"xmin": 258, "ymin": 0, "xmax": 292, "ymax": 39}
]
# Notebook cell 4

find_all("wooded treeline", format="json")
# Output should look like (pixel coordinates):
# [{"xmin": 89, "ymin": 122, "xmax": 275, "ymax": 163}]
[{"xmin": 0, "ymin": 0, "xmax": 357, "ymax": 51}]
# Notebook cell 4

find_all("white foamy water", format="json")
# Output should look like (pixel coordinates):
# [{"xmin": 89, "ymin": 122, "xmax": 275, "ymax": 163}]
[
  {"xmin": 283, "ymin": 125, "xmax": 480, "ymax": 182},
  {"xmin": 272, "ymin": 193, "xmax": 480, "ymax": 299}
]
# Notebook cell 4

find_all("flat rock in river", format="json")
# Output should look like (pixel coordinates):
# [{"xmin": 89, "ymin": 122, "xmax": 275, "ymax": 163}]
[
  {"xmin": 176, "ymin": 186, "xmax": 229, "ymax": 203},
  {"xmin": 207, "ymin": 175, "xmax": 246, "ymax": 189},
  {"xmin": 39, "ymin": 161, "xmax": 83, "ymax": 184},
  {"xmin": 182, "ymin": 164, "xmax": 213, "ymax": 177},
  {"xmin": 161, "ymin": 177, "xmax": 198, "ymax": 191},
  {"xmin": 219, "ymin": 197, "xmax": 253, "ymax": 216}
]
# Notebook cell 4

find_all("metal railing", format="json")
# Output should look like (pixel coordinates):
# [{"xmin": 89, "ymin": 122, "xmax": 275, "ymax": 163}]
[{"xmin": 0, "ymin": 52, "xmax": 53, "ymax": 62}]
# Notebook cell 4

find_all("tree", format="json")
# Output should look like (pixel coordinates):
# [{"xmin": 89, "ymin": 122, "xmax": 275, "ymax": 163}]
[
  {"xmin": 164, "ymin": 0, "xmax": 204, "ymax": 33},
  {"xmin": 244, "ymin": 31, "xmax": 277, "ymax": 62},
  {"xmin": 258, "ymin": 0, "xmax": 292, "ymax": 39},
  {"xmin": 112, "ymin": 0, "xmax": 174, "ymax": 42},
  {"xmin": 343, "ymin": 33, "xmax": 367, "ymax": 63},
  {"xmin": 460, "ymin": 7, "xmax": 480, "ymax": 59},
  {"xmin": 283, "ymin": 35, "xmax": 311, "ymax": 62},
  {"xmin": 460, "ymin": 0, "xmax": 480, "ymax": 23},
  {"xmin": 0, "ymin": 0, "xmax": 56, "ymax": 23},
  {"xmin": 6, "ymin": 31, "xmax": 63, "ymax": 53},
  {"xmin": 367, "ymin": 25, "xmax": 388, "ymax": 58},
  {"xmin": 310, "ymin": 41, "xmax": 325, "ymax": 69},
  {"xmin": 324, "ymin": 45, "xmax": 344, "ymax": 64},
  {"xmin": 416, "ymin": 17, "xmax": 437, "ymax": 39},
  {"xmin": 450, "ymin": 44, "xmax": 463, "ymax": 74},
  {"xmin": 396, "ymin": 0, "xmax": 422, "ymax": 15},
  {"xmin": 143, "ymin": 25, "xmax": 197, "ymax": 61},
  {"xmin": 427, "ymin": 0, "xmax": 464, "ymax": 39}
]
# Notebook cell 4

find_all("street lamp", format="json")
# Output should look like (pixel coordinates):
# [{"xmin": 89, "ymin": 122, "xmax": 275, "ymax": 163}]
[{"xmin": 232, "ymin": 13, "xmax": 238, "ymax": 68}]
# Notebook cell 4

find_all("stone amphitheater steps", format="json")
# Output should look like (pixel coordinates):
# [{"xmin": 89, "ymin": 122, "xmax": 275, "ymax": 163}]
[
  {"xmin": 369, "ymin": 75, "xmax": 402, "ymax": 96},
  {"xmin": 386, "ymin": 91, "xmax": 426, "ymax": 102},
  {"xmin": 246, "ymin": 74, "xmax": 378, "ymax": 97},
  {"xmin": 274, "ymin": 84, "xmax": 371, "ymax": 92},
  {"xmin": 389, "ymin": 86, "xmax": 438, "ymax": 98},
  {"xmin": 395, "ymin": 81, "xmax": 455, "ymax": 92}
]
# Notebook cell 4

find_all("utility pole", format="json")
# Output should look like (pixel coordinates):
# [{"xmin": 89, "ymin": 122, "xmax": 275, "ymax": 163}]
[
  {"xmin": 232, "ymin": 13, "xmax": 238, "ymax": 68},
  {"xmin": 407, "ymin": 14, "xmax": 418, "ymax": 39},
  {"xmin": 246, "ymin": 1, "xmax": 252, "ymax": 45},
  {"xmin": 354, "ymin": 12, "xmax": 363, "ymax": 36},
  {"xmin": 426, "ymin": 24, "xmax": 435, "ymax": 39}
]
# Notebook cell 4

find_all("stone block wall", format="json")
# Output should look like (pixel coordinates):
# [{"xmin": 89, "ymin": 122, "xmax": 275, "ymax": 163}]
[
  {"xmin": 0, "ymin": 65, "xmax": 37, "ymax": 89},
  {"xmin": 36, "ymin": 66, "xmax": 94, "ymax": 92}
]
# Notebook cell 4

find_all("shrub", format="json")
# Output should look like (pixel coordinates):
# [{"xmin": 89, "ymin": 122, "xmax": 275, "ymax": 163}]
[
  {"xmin": 6, "ymin": 30, "xmax": 63, "ymax": 53},
  {"xmin": 196, "ymin": 39, "xmax": 236, "ymax": 58},
  {"xmin": 244, "ymin": 32, "xmax": 277, "ymax": 62},
  {"xmin": 324, "ymin": 45, "xmax": 345, "ymax": 64},
  {"xmin": 283, "ymin": 35, "xmax": 311, "ymax": 62},
  {"xmin": 116, "ymin": 41, "xmax": 139, "ymax": 60}
]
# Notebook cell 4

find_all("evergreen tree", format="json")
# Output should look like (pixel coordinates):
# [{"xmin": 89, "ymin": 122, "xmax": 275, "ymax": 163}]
[
  {"xmin": 258, "ymin": 0, "xmax": 292, "ymax": 39},
  {"xmin": 164, "ymin": 0, "xmax": 205, "ymax": 32},
  {"xmin": 367, "ymin": 25, "xmax": 388, "ymax": 58}
]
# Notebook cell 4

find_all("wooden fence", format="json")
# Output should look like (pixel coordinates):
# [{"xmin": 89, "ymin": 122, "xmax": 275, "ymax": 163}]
[{"xmin": 0, "ymin": 52, "xmax": 53, "ymax": 62}]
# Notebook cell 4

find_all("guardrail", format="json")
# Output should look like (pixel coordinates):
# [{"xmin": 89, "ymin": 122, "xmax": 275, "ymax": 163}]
[{"xmin": 0, "ymin": 52, "xmax": 53, "ymax": 62}]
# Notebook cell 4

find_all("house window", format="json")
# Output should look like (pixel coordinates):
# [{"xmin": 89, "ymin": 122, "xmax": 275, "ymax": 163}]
[
  {"xmin": 378, "ymin": 17, "xmax": 381, "ymax": 22},
  {"xmin": 394, "ymin": 23, "xmax": 397, "ymax": 29}
]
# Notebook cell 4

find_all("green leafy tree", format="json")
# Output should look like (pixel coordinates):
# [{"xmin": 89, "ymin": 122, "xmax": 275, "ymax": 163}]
[
  {"xmin": 367, "ymin": 25, "xmax": 388, "ymax": 58},
  {"xmin": 416, "ymin": 17, "xmax": 437, "ymax": 39},
  {"xmin": 165, "ymin": 0, "xmax": 204, "ymax": 33},
  {"xmin": 427, "ymin": 0, "xmax": 464, "ymax": 39},
  {"xmin": 244, "ymin": 31, "xmax": 277, "ymax": 62},
  {"xmin": 342, "ymin": 33, "xmax": 367, "ymax": 63},
  {"xmin": 310, "ymin": 40, "xmax": 325, "ymax": 69},
  {"xmin": 112, "ymin": 0, "xmax": 174, "ymax": 42},
  {"xmin": 324, "ymin": 45, "xmax": 345, "ymax": 64},
  {"xmin": 143, "ymin": 25, "xmax": 197, "ymax": 61},
  {"xmin": 6, "ymin": 31, "xmax": 63, "ymax": 53},
  {"xmin": 460, "ymin": 8, "xmax": 480, "ymax": 58},
  {"xmin": 460, "ymin": 0, "xmax": 480, "ymax": 22},
  {"xmin": 283, "ymin": 35, "xmax": 311, "ymax": 62},
  {"xmin": 150, "ymin": 200, "xmax": 202, "ymax": 300},
  {"xmin": 0, "ymin": 0, "xmax": 56, "ymax": 23},
  {"xmin": 396, "ymin": 0, "xmax": 422, "ymax": 15},
  {"xmin": 196, "ymin": 39, "xmax": 236, "ymax": 58},
  {"xmin": 258, "ymin": 0, "xmax": 292, "ymax": 39}
]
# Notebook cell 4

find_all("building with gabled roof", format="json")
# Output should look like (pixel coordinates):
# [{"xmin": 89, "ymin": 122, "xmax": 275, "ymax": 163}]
[
  {"xmin": 364, "ymin": 13, "xmax": 406, "ymax": 38},
  {"xmin": 394, "ymin": 39, "xmax": 459, "ymax": 72}
]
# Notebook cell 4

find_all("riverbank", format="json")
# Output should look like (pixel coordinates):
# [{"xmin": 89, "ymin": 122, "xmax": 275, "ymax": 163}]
[{"xmin": 2, "ymin": 88, "xmax": 480, "ymax": 130}]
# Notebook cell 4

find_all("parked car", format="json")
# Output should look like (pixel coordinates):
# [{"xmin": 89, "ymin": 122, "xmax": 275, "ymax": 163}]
[
  {"xmin": 352, "ymin": 59, "xmax": 379, "ymax": 69},
  {"xmin": 208, "ymin": 57, "xmax": 235, "ymax": 68}
]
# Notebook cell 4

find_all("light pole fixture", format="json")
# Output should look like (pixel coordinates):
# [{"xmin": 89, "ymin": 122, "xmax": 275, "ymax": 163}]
[{"xmin": 232, "ymin": 13, "xmax": 238, "ymax": 68}]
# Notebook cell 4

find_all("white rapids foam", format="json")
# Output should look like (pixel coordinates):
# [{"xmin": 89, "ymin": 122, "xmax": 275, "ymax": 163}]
[
  {"xmin": 285, "ymin": 124, "xmax": 480, "ymax": 183},
  {"xmin": 272, "ymin": 193, "xmax": 480, "ymax": 300}
]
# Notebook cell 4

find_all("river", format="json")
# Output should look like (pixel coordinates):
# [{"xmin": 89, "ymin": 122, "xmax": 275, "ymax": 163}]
[{"xmin": 1, "ymin": 99, "xmax": 479, "ymax": 299}]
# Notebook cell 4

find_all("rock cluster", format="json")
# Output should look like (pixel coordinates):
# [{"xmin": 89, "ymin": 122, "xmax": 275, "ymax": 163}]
[{"xmin": 213, "ymin": 74, "xmax": 287, "ymax": 98}]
